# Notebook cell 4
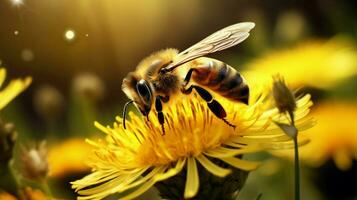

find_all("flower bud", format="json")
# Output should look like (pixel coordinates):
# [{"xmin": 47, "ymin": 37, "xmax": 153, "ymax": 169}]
[
  {"xmin": 21, "ymin": 141, "xmax": 49, "ymax": 181},
  {"xmin": 272, "ymin": 75, "xmax": 297, "ymax": 122}
]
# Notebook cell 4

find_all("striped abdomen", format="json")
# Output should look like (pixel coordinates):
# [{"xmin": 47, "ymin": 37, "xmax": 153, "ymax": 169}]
[{"xmin": 191, "ymin": 58, "xmax": 249, "ymax": 104}]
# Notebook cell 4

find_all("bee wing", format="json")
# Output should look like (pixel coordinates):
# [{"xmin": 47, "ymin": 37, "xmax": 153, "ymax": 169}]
[{"xmin": 164, "ymin": 22, "xmax": 255, "ymax": 72}]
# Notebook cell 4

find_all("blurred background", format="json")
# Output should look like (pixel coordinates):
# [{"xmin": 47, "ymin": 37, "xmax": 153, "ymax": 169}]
[{"xmin": 0, "ymin": 0, "xmax": 357, "ymax": 199}]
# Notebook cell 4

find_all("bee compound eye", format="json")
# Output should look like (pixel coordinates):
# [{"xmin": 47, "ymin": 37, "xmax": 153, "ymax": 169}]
[{"xmin": 136, "ymin": 79, "xmax": 152, "ymax": 104}]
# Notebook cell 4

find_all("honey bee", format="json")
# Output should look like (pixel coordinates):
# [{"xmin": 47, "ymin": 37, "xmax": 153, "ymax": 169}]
[{"xmin": 122, "ymin": 22, "xmax": 255, "ymax": 133}]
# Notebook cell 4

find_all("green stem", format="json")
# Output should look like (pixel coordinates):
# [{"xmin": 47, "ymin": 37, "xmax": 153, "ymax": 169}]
[
  {"xmin": 0, "ymin": 160, "xmax": 22, "ymax": 197},
  {"xmin": 8, "ymin": 160, "xmax": 21, "ymax": 188},
  {"xmin": 293, "ymin": 136, "xmax": 300, "ymax": 200},
  {"xmin": 41, "ymin": 179, "xmax": 54, "ymax": 199}
]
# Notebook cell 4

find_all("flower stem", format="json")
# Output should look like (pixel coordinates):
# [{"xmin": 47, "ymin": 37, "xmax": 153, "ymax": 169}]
[
  {"xmin": 0, "ymin": 160, "xmax": 21, "ymax": 197},
  {"xmin": 41, "ymin": 179, "xmax": 54, "ymax": 199},
  {"xmin": 293, "ymin": 136, "xmax": 300, "ymax": 200}
]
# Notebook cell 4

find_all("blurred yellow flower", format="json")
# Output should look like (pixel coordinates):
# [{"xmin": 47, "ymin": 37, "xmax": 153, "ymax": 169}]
[
  {"xmin": 282, "ymin": 102, "xmax": 357, "ymax": 171},
  {"xmin": 0, "ymin": 192, "xmax": 16, "ymax": 200},
  {"xmin": 48, "ymin": 138, "xmax": 92, "ymax": 177},
  {"xmin": 71, "ymin": 83, "xmax": 313, "ymax": 200},
  {"xmin": 244, "ymin": 37, "xmax": 357, "ymax": 89},
  {"xmin": 19, "ymin": 187, "xmax": 48, "ymax": 200},
  {"xmin": 0, "ymin": 68, "xmax": 32, "ymax": 110},
  {"xmin": 0, "ymin": 187, "xmax": 48, "ymax": 200}
]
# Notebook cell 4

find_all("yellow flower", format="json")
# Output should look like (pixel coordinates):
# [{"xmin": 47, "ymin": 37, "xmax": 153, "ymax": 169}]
[
  {"xmin": 0, "ymin": 187, "xmax": 48, "ymax": 200},
  {"xmin": 276, "ymin": 102, "xmax": 357, "ymax": 171},
  {"xmin": 71, "ymin": 85, "xmax": 313, "ymax": 200},
  {"xmin": 0, "ymin": 68, "xmax": 32, "ymax": 110},
  {"xmin": 0, "ymin": 192, "xmax": 16, "ymax": 200},
  {"xmin": 244, "ymin": 37, "xmax": 357, "ymax": 89},
  {"xmin": 48, "ymin": 138, "xmax": 91, "ymax": 177},
  {"xmin": 19, "ymin": 187, "xmax": 48, "ymax": 200}
]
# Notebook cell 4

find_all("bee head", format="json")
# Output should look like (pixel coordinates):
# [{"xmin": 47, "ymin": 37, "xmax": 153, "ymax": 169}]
[{"xmin": 122, "ymin": 74, "xmax": 153, "ymax": 128}]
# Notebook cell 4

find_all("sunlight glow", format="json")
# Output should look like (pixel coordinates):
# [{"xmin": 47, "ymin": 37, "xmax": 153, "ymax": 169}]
[{"xmin": 11, "ymin": 0, "xmax": 24, "ymax": 6}]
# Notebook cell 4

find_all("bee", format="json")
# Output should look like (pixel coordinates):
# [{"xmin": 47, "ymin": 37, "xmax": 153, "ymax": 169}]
[{"xmin": 122, "ymin": 22, "xmax": 255, "ymax": 133}]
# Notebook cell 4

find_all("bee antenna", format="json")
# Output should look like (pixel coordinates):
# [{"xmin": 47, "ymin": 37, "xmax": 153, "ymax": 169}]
[
  {"xmin": 222, "ymin": 118, "xmax": 236, "ymax": 129},
  {"xmin": 123, "ymin": 100, "xmax": 134, "ymax": 129}
]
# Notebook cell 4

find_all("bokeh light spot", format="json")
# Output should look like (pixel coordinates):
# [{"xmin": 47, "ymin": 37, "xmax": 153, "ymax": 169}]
[
  {"xmin": 64, "ymin": 29, "xmax": 76, "ymax": 42},
  {"xmin": 21, "ymin": 48, "xmax": 35, "ymax": 62}
]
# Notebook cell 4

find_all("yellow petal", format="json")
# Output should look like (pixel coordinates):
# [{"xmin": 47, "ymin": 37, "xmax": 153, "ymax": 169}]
[
  {"xmin": 78, "ymin": 168, "xmax": 147, "ymax": 196},
  {"xmin": 219, "ymin": 157, "xmax": 260, "ymax": 171},
  {"xmin": 76, "ymin": 167, "xmax": 151, "ymax": 200},
  {"xmin": 262, "ymin": 138, "xmax": 310, "ymax": 150},
  {"xmin": 118, "ymin": 165, "xmax": 166, "ymax": 192},
  {"xmin": 72, "ymin": 171, "xmax": 120, "ymax": 191},
  {"xmin": 230, "ymin": 135, "xmax": 291, "ymax": 144},
  {"xmin": 0, "ymin": 68, "xmax": 6, "ymax": 88},
  {"xmin": 153, "ymin": 158, "xmax": 186, "ymax": 181},
  {"xmin": 184, "ymin": 157, "xmax": 199, "ymax": 199},
  {"xmin": 120, "ymin": 179, "xmax": 157, "ymax": 200},
  {"xmin": 196, "ymin": 154, "xmax": 231, "ymax": 177},
  {"xmin": 205, "ymin": 146, "xmax": 261, "ymax": 158},
  {"xmin": 121, "ymin": 159, "xmax": 186, "ymax": 200},
  {"xmin": 0, "ymin": 77, "xmax": 32, "ymax": 110}
]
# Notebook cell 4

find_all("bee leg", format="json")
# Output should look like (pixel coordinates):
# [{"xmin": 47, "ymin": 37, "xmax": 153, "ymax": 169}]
[
  {"xmin": 155, "ymin": 96, "xmax": 166, "ymax": 135},
  {"xmin": 182, "ymin": 68, "xmax": 197, "ymax": 87},
  {"xmin": 182, "ymin": 85, "xmax": 236, "ymax": 129}
]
